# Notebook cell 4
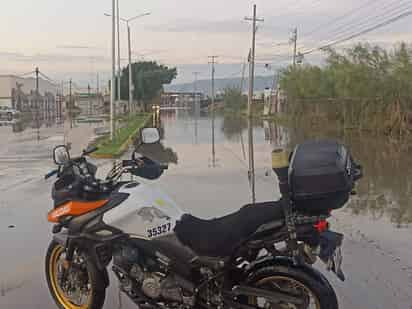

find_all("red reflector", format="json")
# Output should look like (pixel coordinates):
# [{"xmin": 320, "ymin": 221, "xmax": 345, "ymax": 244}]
[{"xmin": 314, "ymin": 220, "xmax": 328, "ymax": 233}]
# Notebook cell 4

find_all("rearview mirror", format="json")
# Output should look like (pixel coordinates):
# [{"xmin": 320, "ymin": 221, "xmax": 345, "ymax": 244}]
[
  {"xmin": 141, "ymin": 128, "xmax": 160, "ymax": 144},
  {"xmin": 53, "ymin": 145, "xmax": 70, "ymax": 165}
]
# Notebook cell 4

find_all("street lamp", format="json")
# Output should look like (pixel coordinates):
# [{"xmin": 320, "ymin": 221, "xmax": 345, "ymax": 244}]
[{"xmin": 104, "ymin": 12, "xmax": 151, "ymax": 113}]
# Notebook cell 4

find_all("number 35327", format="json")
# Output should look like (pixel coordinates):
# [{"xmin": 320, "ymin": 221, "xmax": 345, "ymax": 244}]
[{"xmin": 147, "ymin": 222, "xmax": 172, "ymax": 238}]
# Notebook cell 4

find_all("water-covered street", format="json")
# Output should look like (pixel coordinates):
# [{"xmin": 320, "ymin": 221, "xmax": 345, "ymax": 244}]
[{"xmin": 1, "ymin": 111, "xmax": 412, "ymax": 308}]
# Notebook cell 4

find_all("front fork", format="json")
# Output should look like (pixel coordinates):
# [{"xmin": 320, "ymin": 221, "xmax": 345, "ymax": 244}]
[{"xmin": 52, "ymin": 232, "xmax": 111, "ymax": 288}]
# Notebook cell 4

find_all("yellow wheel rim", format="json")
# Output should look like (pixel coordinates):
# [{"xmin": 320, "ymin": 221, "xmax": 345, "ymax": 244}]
[{"xmin": 48, "ymin": 244, "xmax": 92, "ymax": 309}]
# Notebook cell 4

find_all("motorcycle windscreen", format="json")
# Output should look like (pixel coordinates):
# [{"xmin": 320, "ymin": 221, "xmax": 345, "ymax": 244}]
[{"xmin": 103, "ymin": 181, "xmax": 185, "ymax": 240}]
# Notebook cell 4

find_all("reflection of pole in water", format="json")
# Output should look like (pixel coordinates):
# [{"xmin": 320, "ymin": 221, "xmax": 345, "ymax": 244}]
[
  {"xmin": 208, "ymin": 56, "xmax": 218, "ymax": 167},
  {"xmin": 240, "ymin": 131, "xmax": 246, "ymax": 160},
  {"xmin": 193, "ymin": 72, "xmax": 200, "ymax": 144}
]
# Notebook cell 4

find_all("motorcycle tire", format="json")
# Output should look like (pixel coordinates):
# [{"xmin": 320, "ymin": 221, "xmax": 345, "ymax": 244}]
[
  {"xmin": 246, "ymin": 265, "xmax": 338, "ymax": 309},
  {"xmin": 45, "ymin": 240, "xmax": 106, "ymax": 309}
]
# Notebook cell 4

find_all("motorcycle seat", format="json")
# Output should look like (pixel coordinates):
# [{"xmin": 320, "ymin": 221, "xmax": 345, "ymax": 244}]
[{"xmin": 174, "ymin": 201, "xmax": 285, "ymax": 257}]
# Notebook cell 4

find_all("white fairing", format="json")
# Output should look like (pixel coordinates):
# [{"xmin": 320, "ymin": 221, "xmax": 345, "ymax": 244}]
[{"xmin": 103, "ymin": 181, "xmax": 185, "ymax": 240}]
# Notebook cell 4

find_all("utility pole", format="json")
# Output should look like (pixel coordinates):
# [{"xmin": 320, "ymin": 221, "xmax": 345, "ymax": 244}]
[
  {"xmin": 88, "ymin": 84, "xmax": 91, "ymax": 117},
  {"xmin": 193, "ymin": 72, "xmax": 200, "ymax": 144},
  {"xmin": 35, "ymin": 67, "xmax": 40, "ymax": 141},
  {"xmin": 240, "ymin": 61, "xmax": 247, "ymax": 161},
  {"xmin": 104, "ymin": 11, "xmax": 150, "ymax": 115},
  {"xmin": 69, "ymin": 78, "xmax": 73, "ymax": 129},
  {"xmin": 111, "ymin": 0, "xmax": 116, "ymax": 140},
  {"xmin": 193, "ymin": 71, "xmax": 200, "ymax": 107},
  {"xmin": 292, "ymin": 27, "xmax": 298, "ymax": 68},
  {"xmin": 245, "ymin": 4, "xmax": 264, "ymax": 204},
  {"xmin": 240, "ymin": 62, "xmax": 246, "ymax": 93},
  {"xmin": 96, "ymin": 73, "xmax": 100, "ymax": 95},
  {"xmin": 127, "ymin": 23, "xmax": 133, "ymax": 113},
  {"xmin": 116, "ymin": 0, "xmax": 121, "ymax": 104},
  {"xmin": 208, "ymin": 56, "xmax": 218, "ymax": 167},
  {"xmin": 60, "ymin": 81, "xmax": 64, "ymax": 122}
]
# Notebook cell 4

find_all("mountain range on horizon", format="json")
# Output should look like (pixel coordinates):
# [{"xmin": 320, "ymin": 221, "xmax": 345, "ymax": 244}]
[{"xmin": 164, "ymin": 75, "xmax": 278, "ymax": 96}]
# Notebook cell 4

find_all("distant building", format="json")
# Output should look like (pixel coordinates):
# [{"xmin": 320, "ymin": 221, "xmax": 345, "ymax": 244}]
[
  {"xmin": 102, "ymin": 94, "xmax": 128, "ymax": 115},
  {"xmin": 74, "ymin": 92, "xmax": 105, "ymax": 116},
  {"xmin": 161, "ymin": 91, "xmax": 207, "ymax": 108},
  {"xmin": 0, "ymin": 75, "xmax": 59, "ymax": 126}
]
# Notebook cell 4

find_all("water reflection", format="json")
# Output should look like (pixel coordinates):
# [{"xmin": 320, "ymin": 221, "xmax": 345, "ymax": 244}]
[
  {"xmin": 138, "ymin": 142, "xmax": 178, "ymax": 165},
  {"xmin": 139, "ymin": 113, "xmax": 178, "ymax": 164},
  {"xmin": 271, "ymin": 122, "xmax": 412, "ymax": 227},
  {"xmin": 155, "ymin": 111, "xmax": 412, "ymax": 227},
  {"xmin": 221, "ymin": 115, "xmax": 247, "ymax": 141}
]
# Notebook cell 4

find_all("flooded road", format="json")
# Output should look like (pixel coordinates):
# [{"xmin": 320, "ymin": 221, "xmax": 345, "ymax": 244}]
[{"xmin": 1, "ymin": 111, "xmax": 412, "ymax": 308}]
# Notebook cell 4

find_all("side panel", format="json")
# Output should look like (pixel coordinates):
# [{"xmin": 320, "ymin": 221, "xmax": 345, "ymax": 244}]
[{"xmin": 103, "ymin": 182, "xmax": 185, "ymax": 240}]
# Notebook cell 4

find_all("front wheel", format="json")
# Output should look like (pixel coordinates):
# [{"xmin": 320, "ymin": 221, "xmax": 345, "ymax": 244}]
[
  {"xmin": 246, "ymin": 265, "xmax": 338, "ymax": 309},
  {"xmin": 45, "ymin": 241, "xmax": 106, "ymax": 309}
]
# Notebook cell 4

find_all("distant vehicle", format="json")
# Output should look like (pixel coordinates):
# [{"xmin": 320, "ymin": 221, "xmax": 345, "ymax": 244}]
[{"xmin": 0, "ymin": 106, "xmax": 20, "ymax": 122}]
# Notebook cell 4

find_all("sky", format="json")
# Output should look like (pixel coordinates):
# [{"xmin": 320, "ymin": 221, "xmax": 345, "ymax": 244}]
[{"xmin": 0, "ymin": 0, "xmax": 411, "ymax": 88}]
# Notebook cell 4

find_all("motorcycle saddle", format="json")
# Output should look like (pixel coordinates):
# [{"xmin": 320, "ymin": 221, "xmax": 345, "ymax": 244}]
[{"xmin": 174, "ymin": 202, "xmax": 285, "ymax": 257}]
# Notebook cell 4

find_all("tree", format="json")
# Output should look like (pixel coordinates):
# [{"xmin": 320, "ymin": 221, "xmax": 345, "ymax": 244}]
[
  {"xmin": 278, "ymin": 42, "xmax": 412, "ymax": 136},
  {"xmin": 222, "ymin": 86, "xmax": 246, "ymax": 113},
  {"xmin": 120, "ymin": 61, "xmax": 177, "ymax": 109}
]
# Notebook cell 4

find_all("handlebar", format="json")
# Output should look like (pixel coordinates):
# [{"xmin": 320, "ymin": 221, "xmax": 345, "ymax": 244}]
[
  {"xmin": 82, "ymin": 146, "xmax": 98, "ymax": 156},
  {"xmin": 122, "ymin": 159, "xmax": 168, "ymax": 170},
  {"xmin": 45, "ymin": 169, "xmax": 58, "ymax": 180}
]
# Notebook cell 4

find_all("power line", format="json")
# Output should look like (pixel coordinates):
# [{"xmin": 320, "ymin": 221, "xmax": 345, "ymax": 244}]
[
  {"xmin": 299, "ymin": 0, "xmax": 412, "ymax": 53},
  {"xmin": 313, "ymin": 0, "xmax": 412, "ymax": 44},
  {"xmin": 301, "ymin": 0, "xmax": 378, "ymax": 39},
  {"xmin": 16, "ymin": 70, "xmax": 36, "ymax": 78},
  {"xmin": 38, "ymin": 71, "xmax": 58, "ymax": 86},
  {"xmin": 302, "ymin": 10, "xmax": 412, "ymax": 55}
]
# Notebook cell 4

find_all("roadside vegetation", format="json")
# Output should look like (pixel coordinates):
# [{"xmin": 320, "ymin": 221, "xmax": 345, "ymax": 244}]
[
  {"xmin": 222, "ymin": 86, "xmax": 247, "ymax": 114},
  {"xmin": 92, "ymin": 113, "xmax": 151, "ymax": 158},
  {"xmin": 117, "ymin": 61, "xmax": 177, "ymax": 111},
  {"xmin": 279, "ymin": 42, "xmax": 412, "ymax": 138}
]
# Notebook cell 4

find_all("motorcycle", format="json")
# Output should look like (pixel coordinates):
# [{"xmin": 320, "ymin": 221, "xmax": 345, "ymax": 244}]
[{"xmin": 44, "ymin": 128, "xmax": 362, "ymax": 309}]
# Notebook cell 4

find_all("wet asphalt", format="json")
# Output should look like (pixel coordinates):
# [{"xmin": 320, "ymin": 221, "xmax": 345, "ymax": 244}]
[{"xmin": 0, "ymin": 112, "xmax": 411, "ymax": 308}]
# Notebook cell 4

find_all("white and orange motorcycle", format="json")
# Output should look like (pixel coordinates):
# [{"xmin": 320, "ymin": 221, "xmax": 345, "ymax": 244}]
[{"xmin": 44, "ymin": 128, "xmax": 362, "ymax": 309}]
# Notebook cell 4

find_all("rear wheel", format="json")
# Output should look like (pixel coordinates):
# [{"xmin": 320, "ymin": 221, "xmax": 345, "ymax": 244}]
[
  {"xmin": 45, "ymin": 241, "xmax": 106, "ymax": 309},
  {"xmin": 246, "ymin": 266, "xmax": 338, "ymax": 309}
]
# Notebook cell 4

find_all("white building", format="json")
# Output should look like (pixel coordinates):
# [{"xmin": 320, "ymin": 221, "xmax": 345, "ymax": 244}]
[
  {"xmin": 0, "ymin": 75, "xmax": 59, "ymax": 126},
  {"xmin": 0, "ymin": 75, "xmax": 57, "ymax": 108}
]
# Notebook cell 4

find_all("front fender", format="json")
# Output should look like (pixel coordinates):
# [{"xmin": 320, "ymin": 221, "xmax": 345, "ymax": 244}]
[
  {"xmin": 53, "ymin": 230, "xmax": 68, "ymax": 246},
  {"xmin": 245, "ymin": 255, "xmax": 331, "ymax": 288}
]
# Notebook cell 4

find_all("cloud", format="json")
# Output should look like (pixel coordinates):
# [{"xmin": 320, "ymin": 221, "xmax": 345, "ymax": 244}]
[
  {"xmin": 0, "ymin": 51, "xmax": 108, "ymax": 63},
  {"xmin": 56, "ymin": 45, "xmax": 100, "ymax": 50},
  {"xmin": 146, "ymin": 18, "xmax": 250, "ymax": 34}
]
